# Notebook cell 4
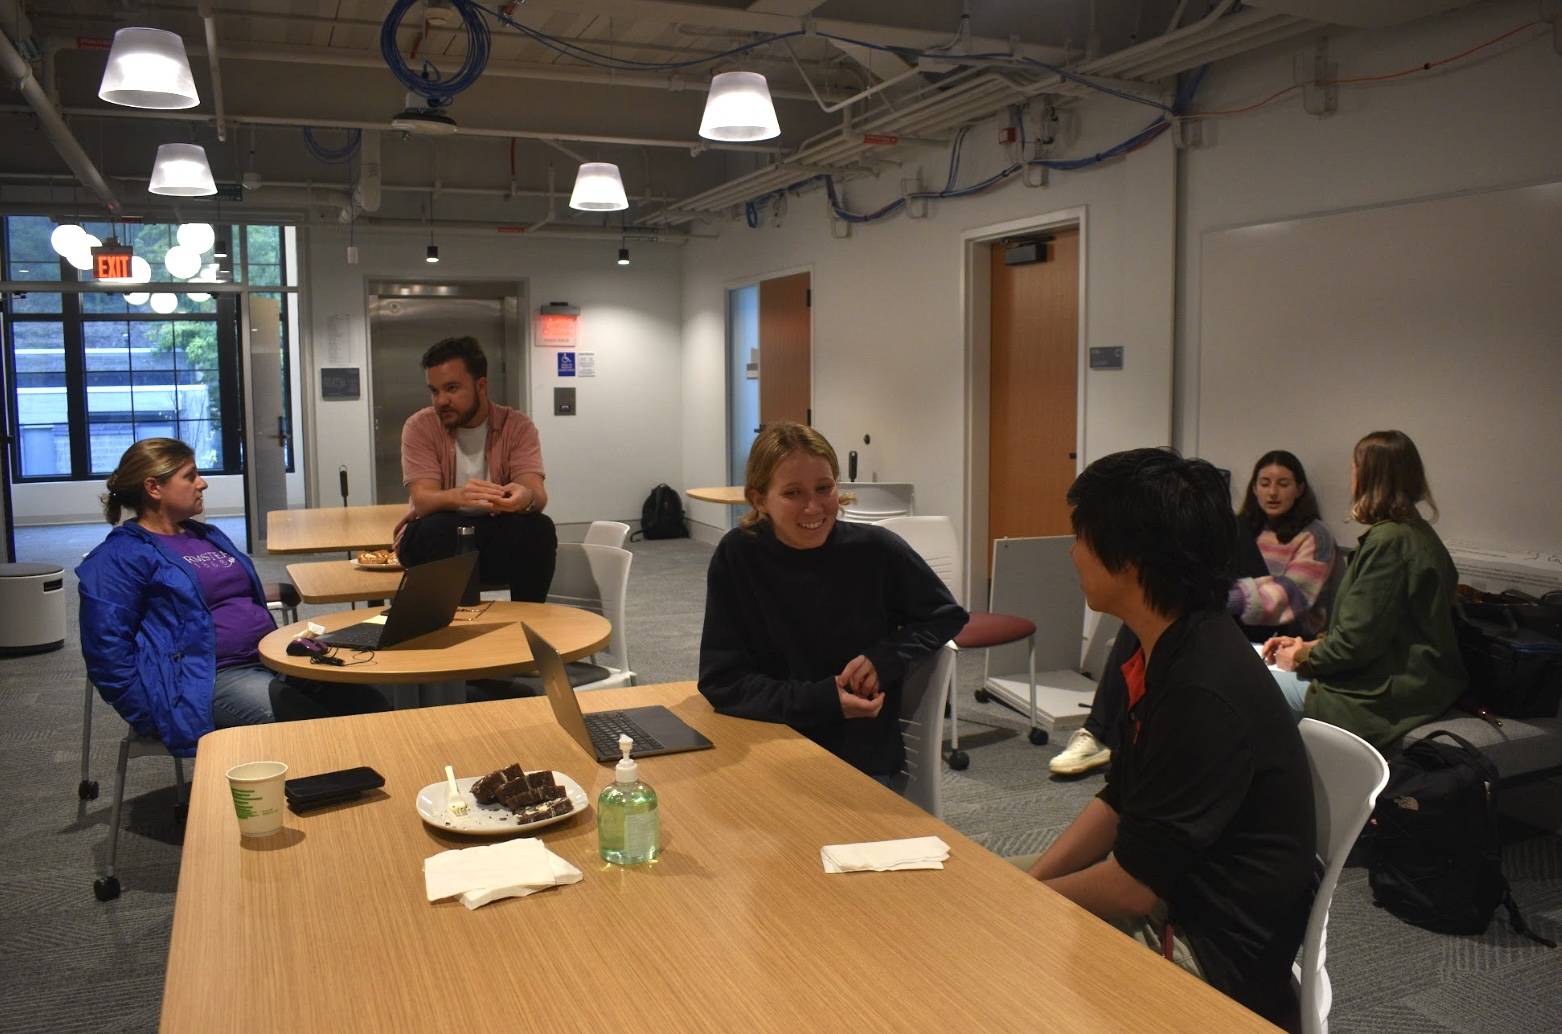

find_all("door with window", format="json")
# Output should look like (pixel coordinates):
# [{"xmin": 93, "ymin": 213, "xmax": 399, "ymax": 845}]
[{"xmin": 727, "ymin": 271, "xmax": 811, "ymax": 488}]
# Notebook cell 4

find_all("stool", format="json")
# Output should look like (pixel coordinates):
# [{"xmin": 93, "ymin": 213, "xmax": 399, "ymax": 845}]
[{"xmin": 0, "ymin": 562, "xmax": 66, "ymax": 655}]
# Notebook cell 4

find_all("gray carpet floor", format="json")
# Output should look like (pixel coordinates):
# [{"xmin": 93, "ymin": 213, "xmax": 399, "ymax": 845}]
[{"xmin": 2, "ymin": 520, "xmax": 1559, "ymax": 1032}]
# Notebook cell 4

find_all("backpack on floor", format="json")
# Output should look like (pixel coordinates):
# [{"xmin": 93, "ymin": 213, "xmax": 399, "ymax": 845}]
[
  {"xmin": 635, "ymin": 484, "xmax": 688, "ymax": 541},
  {"xmin": 1362, "ymin": 730, "xmax": 1553, "ymax": 946}
]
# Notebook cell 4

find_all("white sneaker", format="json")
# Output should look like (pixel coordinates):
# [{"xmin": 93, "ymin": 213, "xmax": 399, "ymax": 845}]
[{"xmin": 1049, "ymin": 728, "xmax": 1111, "ymax": 775}]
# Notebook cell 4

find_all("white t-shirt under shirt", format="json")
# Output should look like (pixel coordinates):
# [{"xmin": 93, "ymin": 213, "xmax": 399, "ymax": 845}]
[{"xmin": 454, "ymin": 422, "xmax": 488, "ymax": 514}]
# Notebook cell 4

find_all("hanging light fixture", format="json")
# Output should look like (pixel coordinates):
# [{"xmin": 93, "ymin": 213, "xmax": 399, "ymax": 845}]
[
  {"xmin": 165, "ymin": 245, "xmax": 201, "ymax": 279},
  {"xmin": 98, "ymin": 27, "xmax": 200, "ymax": 110},
  {"xmin": 50, "ymin": 223, "xmax": 86, "ymax": 258},
  {"xmin": 569, "ymin": 163, "xmax": 628, "ymax": 212},
  {"xmin": 149, "ymin": 292, "xmax": 179, "ymax": 314},
  {"xmin": 617, "ymin": 246, "xmax": 630, "ymax": 266},
  {"xmin": 149, "ymin": 143, "xmax": 217, "ymax": 196},
  {"xmin": 699, "ymin": 71, "xmax": 781, "ymax": 142},
  {"xmin": 176, "ymin": 222, "xmax": 215, "ymax": 253},
  {"xmin": 101, "ymin": 254, "xmax": 151, "ymax": 286},
  {"xmin": 124, "ymin": 292, "xmax": 150, "ymax": 306},
  {"xmin": 425, "ymin": 191, "xmax": 440, "ymax": 262},
  {"xmin": 65, "ymin": 233, "xmax": 102, "ymax": 272},
  {"xmin": 425, "ymin": 243, "xmax": 440, "ymax": 264}
]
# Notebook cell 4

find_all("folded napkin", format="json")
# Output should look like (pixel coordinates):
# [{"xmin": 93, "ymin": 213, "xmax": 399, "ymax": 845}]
[
  {"xmin": 821, "ymin": 836, "xmax": 951, "ymax": 874},
  {"xmin": 424, "ymin": 837, "xmax": 583, "ymax": 910}
]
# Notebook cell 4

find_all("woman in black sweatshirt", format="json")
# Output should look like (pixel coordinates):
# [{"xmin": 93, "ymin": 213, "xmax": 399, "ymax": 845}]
[{"xmin": 697, "ymin": 423, "xmax": 968, "ymax": 782}]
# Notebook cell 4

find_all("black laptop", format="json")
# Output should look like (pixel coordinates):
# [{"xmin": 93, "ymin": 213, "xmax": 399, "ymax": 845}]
[
  {"xmin": 522, "ymin": 623, "xmax": 713, "ymax": 762},
  {"xmin": 321, "ymin": 552, "xmax": 478, "ymax": 650}
]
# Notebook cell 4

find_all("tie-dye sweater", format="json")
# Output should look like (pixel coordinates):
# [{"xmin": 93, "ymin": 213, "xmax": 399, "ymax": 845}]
[{"xmin": 1227, "ymin": 520, "xmax": 1338, "ymax": 637}]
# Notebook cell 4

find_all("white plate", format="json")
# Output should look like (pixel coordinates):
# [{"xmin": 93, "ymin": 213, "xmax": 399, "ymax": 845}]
[
  {"xmin": 415, "ymin": 771, "xmax": 588, "ymax": 837},
  {"xmin": 351, "ymin": 557, "xmax": 403, "ymax": 572}
]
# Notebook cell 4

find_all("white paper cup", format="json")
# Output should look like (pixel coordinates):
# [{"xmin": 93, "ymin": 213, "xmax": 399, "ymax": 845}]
[{"xmin": 226, "ymin": 761, "xmax": 289, "ymax": 837}]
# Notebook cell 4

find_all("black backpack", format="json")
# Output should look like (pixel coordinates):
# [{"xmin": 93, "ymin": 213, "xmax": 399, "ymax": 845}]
[
  {"xmin": 635, "ymin": 484, "xmax": 688, "ymax": 541},
  {"xmin": 1363, "ymin": 731, "xmax": 1553, "ymax": 946}
]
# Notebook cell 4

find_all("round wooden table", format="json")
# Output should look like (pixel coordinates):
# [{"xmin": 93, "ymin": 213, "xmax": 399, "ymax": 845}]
[
  {"xmin": 686, "ymin": 485, "xmax": 746, "ymax": 505},
  {"xmin": 258, "ymin": 601, "xmax": 611, "ymax": 685}
]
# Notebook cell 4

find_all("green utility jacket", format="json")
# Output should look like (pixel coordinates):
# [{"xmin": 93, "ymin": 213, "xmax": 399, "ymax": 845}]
[{"xmin": 1299, "ymin": 517, "xmax": 1466, "ymax": 749}]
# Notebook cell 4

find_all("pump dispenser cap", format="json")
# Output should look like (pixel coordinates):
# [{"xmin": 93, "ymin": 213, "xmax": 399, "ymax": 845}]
[{"xmin": 615, "ymin": 733, "xmax": 638, "ymax": 783}]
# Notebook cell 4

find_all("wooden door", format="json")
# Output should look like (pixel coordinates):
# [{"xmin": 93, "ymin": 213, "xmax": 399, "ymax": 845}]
[
  {"xmin": 758, "ymin": 272, "xmax": 811, "ymax": 426},
  {"xmin": 988, "ymin": 229, "xmax": 1079, "ymax": 565}
]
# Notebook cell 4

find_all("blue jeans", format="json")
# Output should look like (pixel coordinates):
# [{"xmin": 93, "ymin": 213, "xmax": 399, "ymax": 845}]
[
  {"xmin": 211, "ymin": 663, "xmax": 391, "ymax": 728},
  {"xmin": 1268, "ymin": 667, "xmax": 1310, "ymax": 720}
]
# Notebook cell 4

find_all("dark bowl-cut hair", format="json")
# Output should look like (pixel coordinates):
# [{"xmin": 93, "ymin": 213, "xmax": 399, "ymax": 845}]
[
  {"xmin": 1237, "ymin": 449, "xmax": 1321, "ymax": 544},
  {"xmin": 420, "ymin": 336, "xmax": 487, "ymax": 380},
  {"xmin": 1067, "ymin": 448, "xmax": 1236, "ymax": 619}
]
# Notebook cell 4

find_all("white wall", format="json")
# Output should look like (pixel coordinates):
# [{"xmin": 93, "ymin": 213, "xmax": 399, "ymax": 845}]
[
  {"xmin": 1176, "ymin": 0, "xmax": 1562, "ymax": 553},
  {"xmin": 11, "ymin": 474, "xmax": 245, "ymax": 525},
  {"xmin": 302, "ymin": 225, "xmax": 685, "ymax": 529},
  {"xmin": 681, "ymin": 95, "xmax": 1178, "ymax": 541}
]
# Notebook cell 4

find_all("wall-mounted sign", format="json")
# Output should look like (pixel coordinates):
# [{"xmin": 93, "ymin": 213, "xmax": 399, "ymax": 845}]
[
  {"xmin": 576, "ymin": 352, "xmax": 595, "ymax": 377},
  {"xmin": 320, "ymin": 367, "xmax": 361, "ymax": 400},
  {"xmin": 92, "ymin": 245, "xmax": 134, "ymax": 281},
  {"xmin": 557, "ymin": 351, "xmax": 576, "ymax": 377},
  {"xmin": 537, "ymin": 301, "xmax": 580, "ymax": 348}
]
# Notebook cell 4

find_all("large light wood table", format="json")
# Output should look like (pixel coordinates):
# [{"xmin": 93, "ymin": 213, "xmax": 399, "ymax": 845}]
[
  {"xmin": 258, "ymin": 601, "xmax": 610, "ymax": 684},
  {"xmin": 284, "ymin": 559, "xmax": 405, "ymax": 604},
  {"xmin": 265, "ymin": 503, "xmax": 408, "ymax": 554},
  {"xmin": 162, "ymin": 684, "xmax": 1276, "ymax": 1033},
  {"xmin": 686, "ymin": 484, "xmax": 746, "ymax": 505}
]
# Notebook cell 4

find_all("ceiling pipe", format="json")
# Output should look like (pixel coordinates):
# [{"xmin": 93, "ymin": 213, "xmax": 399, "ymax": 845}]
[
  {"xmin": 0, "ymin": 171, "xmax": 680, "ymax": 204},
  {"xmin": 197, "ymin": 3, "xmax": 227, "ymax": 142},
  {"xmin": 0, "ymin": 26, "xmax": 121, "ymax": 214},
  {"xmin": 529, "ymin": 165, "xmax": 556, "ymax": 234},
  {"xmin": 13, "ymin": 105, "xmax": 787, "ymax": 154}
]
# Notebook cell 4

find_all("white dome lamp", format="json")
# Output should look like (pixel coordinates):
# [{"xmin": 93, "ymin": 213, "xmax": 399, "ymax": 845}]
[
  {"xmin": 65, "ymin": 233, "xmax": 103, "ymax": 272},
  {"xmin": 176, "ymin": 221, "xmax": 215, "ymax": 254},
  {"xmin": 50, "ymin": 223, "xmax": 87, "ymax": 258},
  {"xmin": 124, "ymin": 292, "xmax": 151, "ymax": 306},
  {"xmin": 568, "ymin": 162, "xmax": 628, "ymax": 212},
  {"xmin": 98, "ymin": 27, "xmax": 199, "ymax": 110},
  {"xmin": 149, "ymin": 143, "xmax": 217, "ymax": 196},
  {"xmin": 149, "ymin": 292, "xmax": 179, "ymax": 314},
  {"xmin": 165, "ymin": 245, "xmax": 202, "ymax": 279},
  {"xmin": 699, "ymin": 71, "xmax": 781, "ymax": 142}
]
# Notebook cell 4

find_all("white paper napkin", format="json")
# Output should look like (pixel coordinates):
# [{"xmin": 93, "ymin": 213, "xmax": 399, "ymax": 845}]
[
  {"xmin": 424, "ymin": 837, "xmax": 583, "ymax": 909},
  {"xmin": 821, "ymin": 836, "xmax": 951, "ymax": 874}
]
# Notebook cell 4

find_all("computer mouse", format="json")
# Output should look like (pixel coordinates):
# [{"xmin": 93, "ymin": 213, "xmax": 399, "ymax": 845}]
[{"xmin": 287, "ymin": 636, "xmax": 329, "ymax": 657}]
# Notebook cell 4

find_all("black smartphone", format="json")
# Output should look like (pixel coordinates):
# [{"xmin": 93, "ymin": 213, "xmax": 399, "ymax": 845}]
[{"xmin": 284, "ymin": 766, "xmax": 384, "ymax": 811}]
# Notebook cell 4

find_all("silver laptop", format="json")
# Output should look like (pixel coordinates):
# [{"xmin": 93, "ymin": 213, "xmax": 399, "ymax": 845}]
[{"xmin": 522, "ymin": 623, "xmax": 713, "ymax": 763}]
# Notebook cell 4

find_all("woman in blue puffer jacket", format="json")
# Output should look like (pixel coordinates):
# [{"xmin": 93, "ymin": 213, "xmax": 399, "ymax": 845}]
[{"xmin": 77, "ymin": 438, "xmax": 388, "ymax": 757}]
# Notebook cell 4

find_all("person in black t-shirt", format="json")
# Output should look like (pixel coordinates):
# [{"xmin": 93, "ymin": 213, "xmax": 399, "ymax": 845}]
[
  {"xmin": 697, "ymin": 423, "xmax": 967, "ymax": 784},
  {"xmin": 1025, "ymin": 449, "xmax": 1315, "ymax": 1027}
]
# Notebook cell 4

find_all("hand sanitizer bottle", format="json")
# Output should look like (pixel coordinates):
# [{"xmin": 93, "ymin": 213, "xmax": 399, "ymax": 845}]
[{"xmin": 597, "ymin": 733, "xmax": 660, "ymax": 865}]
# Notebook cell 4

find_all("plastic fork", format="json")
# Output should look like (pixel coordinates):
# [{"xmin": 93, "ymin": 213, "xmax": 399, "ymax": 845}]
[{"xmin": 444, "ymin": 765, "xmax": 469, "ymax": 817}]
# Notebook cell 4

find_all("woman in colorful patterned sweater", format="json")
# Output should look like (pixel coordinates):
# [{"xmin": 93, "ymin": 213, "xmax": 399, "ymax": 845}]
[{"xmin": 1228, "ymin": 450, "xmax": 1339, "ymax": 641}]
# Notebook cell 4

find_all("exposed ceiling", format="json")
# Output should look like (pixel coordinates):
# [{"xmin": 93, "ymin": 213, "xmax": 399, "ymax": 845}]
[{"xmin": 0, "ymin": 1, "xmax": 1482, "ymax": 238}]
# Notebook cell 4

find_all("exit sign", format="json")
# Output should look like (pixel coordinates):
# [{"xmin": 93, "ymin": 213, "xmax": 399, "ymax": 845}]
[{"xmin": 92, "ymin": 245, "xmax": 134, "ymax": 281}]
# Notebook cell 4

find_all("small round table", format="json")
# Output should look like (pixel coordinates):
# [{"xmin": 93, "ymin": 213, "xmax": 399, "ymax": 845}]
[
  {"xmin": 258, "ymin": 602, "xmax": 611, "ymax": 706},
  {"xmin": 686, "ymin": 485, "xmax": 746, "ymax": 505}
]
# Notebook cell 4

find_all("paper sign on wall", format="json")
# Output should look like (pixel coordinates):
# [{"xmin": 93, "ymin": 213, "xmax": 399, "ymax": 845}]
[
  {"xmin": 557, "ymin": 352, "xmax": 576, "ymax": 377},
  {"xmin": 326, "ymin": 314, "xmax": 351, "ymax": 364},
  {"xmin": 576, "ymin": 352, "xmax": 595, "ymax": 377}
]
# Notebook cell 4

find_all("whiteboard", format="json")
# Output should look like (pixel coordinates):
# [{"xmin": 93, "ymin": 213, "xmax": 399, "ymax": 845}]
[{"xmin": 1198, "ymin": 180, "xmax": 1562, "ymax": 555}]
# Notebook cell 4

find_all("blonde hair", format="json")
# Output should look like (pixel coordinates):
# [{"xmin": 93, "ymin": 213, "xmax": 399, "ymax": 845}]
[
  {"xmin": 739, "ymin": 422, "xmax": 845, "ymax": 532},
  {"xmin": 1350, "ymin": 430, "xmax": 1437, "ymax": 525},
  {"xmin": 103, "ymin": 438, "xmax": 195, "ymax": 524}
]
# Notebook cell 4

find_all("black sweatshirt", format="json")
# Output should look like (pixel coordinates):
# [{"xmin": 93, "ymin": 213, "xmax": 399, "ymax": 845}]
[
  {"xmin": 1099, "ymin": 608, "xmax": 1316, "ymax": 1023},
  {"xmin": 698, "ymin": 520, "xmax": 968, "ymax": 775}
]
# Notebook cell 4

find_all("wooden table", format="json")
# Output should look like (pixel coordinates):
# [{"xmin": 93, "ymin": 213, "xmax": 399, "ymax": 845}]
[
  {"xmin": 265, "ymin": 503, "xmax": 408, "ymax": 554},
  {"xmin": 258, "ymin": 602, "xmax": 611, "ymax": 685},
  {"xmin": 162, "ymin": 684, "xmax": 1277, "ymax": 1034},
  {"xmin": 686, "ymin": 485, "xmax": 746, "ymax": 505},
  {"xmin": 284, "ymin": 559, "xmax": 405, "ymax": 604}
]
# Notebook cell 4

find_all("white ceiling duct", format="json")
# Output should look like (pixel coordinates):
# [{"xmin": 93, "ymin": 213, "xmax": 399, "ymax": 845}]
[{"xmin": 1240, "ymin": 0, "xmax": 1480, "ymax": 28}]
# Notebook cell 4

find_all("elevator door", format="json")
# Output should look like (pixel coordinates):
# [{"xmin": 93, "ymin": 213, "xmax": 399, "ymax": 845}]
[{"xmin": 366, "ymin": 282, "xmax": 524, "ymax": 504}]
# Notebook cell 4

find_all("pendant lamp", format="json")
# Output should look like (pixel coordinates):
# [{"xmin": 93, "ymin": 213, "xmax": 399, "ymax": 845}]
[
  {"xmin": 699, "ymin": 71, "xmax": 781, "ymax": 142},
  {"xmin": 50, "ymin": 223, "xmax": 86, "ymax": 258},
  {"xmin": 149, "ymin": 292, "xmax": 179, "ymax": 314},
  {"xmin": 149, "ymin": 143, "xmax": 217, "ymax": 196},
  {"xmin": 617, "ymin": 247, "xmax": 630, "ymax": 266},
  {"xmin": 176, "ymin": 222, "xmax": 215, "ymax": 253},
  {"xmin": 98, "ymin": 27, "xmax": 200, "ymax": 110},
  {"xmin": 165, "ymin": 245, "xmax": 201, "ymax": 279},
  {"xmin": 569, "ymin": 163, "xmax": 628, "ymax": 212},
  {"xmin": 124, "ymin": 292, "xmax": 150, "ymax": 306},
  {"xmin": 65, "ymin": 233, "xmax": 102, "ymax": 272}
]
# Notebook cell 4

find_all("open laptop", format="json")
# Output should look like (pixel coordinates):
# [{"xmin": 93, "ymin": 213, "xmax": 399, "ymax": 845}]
[
  {"xmin": 522, "ymin": 623, "xmax": 713, "ymax": 762},
  {"xmin": 321, "ymin": 552, "xmax": 478, "ymax": 650}
]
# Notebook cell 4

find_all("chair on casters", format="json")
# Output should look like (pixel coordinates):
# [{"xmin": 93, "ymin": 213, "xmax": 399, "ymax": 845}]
[
  {"xmin": 878, "ymin": 516, "xmax": 1041, "ymax": 769},
  {"xmin": 1293, "ymin": 718, "xmax": 1390, "ymax": 1034},
  {"xmin": 83, "ymin": 678, "xmax": 189, "ymax": 902},
  {"xmin": 897, "ymin": 645, "xmax": 957, "ymax": 819},
  {"xmin": 583, "ymin": 521, "xmax": 631, "ymax": 549}
]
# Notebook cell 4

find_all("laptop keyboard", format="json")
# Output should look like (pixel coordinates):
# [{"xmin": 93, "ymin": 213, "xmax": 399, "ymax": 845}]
[
  {"xmin": 585, "ymin": 711, "xmax": 664, "ymax": 756},
  {"xmin": 321, "ymin": 622, "xmax": 385, "ymax": 649}
]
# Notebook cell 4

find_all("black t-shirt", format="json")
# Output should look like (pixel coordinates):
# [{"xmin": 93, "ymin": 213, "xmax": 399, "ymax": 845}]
[
  {"xmin": 1098, "ymin": 608, "xmax": 1316, "ymax": 1022},
  {"xmin": 697, "ymin": 520, "xmax": 967, "ymax": 775}
]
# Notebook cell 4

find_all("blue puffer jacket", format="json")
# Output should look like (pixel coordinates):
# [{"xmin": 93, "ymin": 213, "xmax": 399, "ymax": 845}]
[{"xmin": 77, "ymin": 520, "xmax": 273, "ymax": 757}]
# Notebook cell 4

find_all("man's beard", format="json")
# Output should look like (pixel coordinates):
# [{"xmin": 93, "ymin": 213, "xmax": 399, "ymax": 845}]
[{"xmin": 439, "ymin": 398, "xmax": 481, "ymax": 427}]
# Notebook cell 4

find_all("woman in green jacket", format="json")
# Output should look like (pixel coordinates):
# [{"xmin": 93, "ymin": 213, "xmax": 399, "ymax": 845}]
[{"xmin": 1263, "ymin": 430, "xmax": 1466, "ymax": 748}]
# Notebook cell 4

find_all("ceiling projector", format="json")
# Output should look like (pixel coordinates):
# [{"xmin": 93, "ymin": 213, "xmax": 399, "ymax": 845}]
[{"xmin": 391, "ymin": 92, "xmax": 458, "ymax": 136}]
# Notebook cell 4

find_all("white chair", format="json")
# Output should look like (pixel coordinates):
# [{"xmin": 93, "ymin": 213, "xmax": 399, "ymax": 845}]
[
  {"xmin": 81, "ymin": 678, "xmax": 189, "ymax": 902},
  {"xmin": 1293, "ymin": 718, "xmax": 1390, "ymax": 1034},
  {"xmin": 879, "ymin": 515, "xmax": 1040, "ymax": 769},
  {"xmin": 837, "ymin": 482, "xmax": 915, "ymax": 524},
  {"xmin": 898, "ymin": 644, "xmax": 957, "ymax": 819},
  {"xmin": 543, "ymin": 542, "xmax": 635, "ymax": 691},
  {"xmin": 583, "ymin": 520, "xmax": 631, "ymax": 549}
]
